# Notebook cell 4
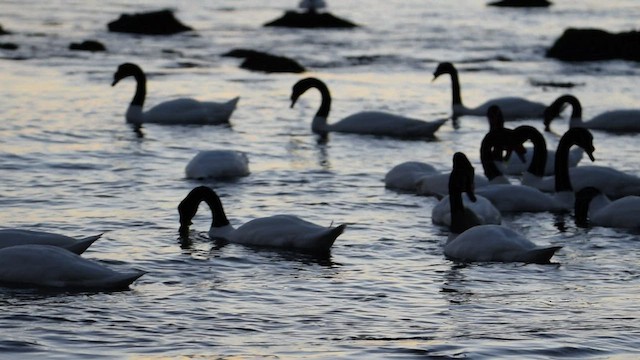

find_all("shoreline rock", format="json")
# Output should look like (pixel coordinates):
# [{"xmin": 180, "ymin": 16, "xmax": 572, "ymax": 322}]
[
  {"xmin": 547, "ymin": 28, "xmax": 640, "ymax": 62},
  {"xmin": 264, "ymin": 11, "xmax": 357, "ymax": 28},
  {"xmin": 223, "ymin": 49, "xmax": 305, "ymax": 73},
  {"xmin": 108, "ymin": 10, "xmax": 193, "ymax": 35}
]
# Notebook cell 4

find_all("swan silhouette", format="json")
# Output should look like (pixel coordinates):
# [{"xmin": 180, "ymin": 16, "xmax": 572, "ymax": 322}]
[
  {"xmin": 112, "ymin": 63, "xmax": 239, "ymax": 125},
  {"xmin": 433, "ymin": 62, "xmax": 546, "ymax": 120},
  {"xmin": 544, "ymin": 94, "xmax": 640, "ymax": 133},
  {"xmin": 0, "ymin": 245, "xmax": 144, "ymax": 290},
  {"xmin": 290, "ymin": 77, "xmax": 447, "ymax": 139},
  {"xmin": 444, "ymin": 153, "xmax": 562, "ymax": 264},
  {"xmin": 0, "ymin": 229, "xmax": 101, "ymax": 254},
  {"xmin": 178, "ymin": 186, "xmax": 345, "ymax": 253}
]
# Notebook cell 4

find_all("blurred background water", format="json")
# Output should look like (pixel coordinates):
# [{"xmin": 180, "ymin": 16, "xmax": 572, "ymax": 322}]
[{"xmin": 1, "ymin": 0, "xmax": 639, "ymax": 358}]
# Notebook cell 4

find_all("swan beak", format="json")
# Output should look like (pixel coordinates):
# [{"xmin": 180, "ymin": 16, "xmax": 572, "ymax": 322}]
[{"xmin": 587, "ymin": 149, "xmax": 595, "ymax": 162}]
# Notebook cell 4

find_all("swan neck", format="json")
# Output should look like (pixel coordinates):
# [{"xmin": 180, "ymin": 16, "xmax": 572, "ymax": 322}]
[
  {"xmin": 448, "ymin": 182, "xmax": 466, "ymax": 234},
  {"xmin": 316, "ymin": 82, "xmax": 331, "ymax": 119},
  {"xmin": 524, "ymin": 127, "xmax": 548, "ymax": 177},
  {"xmin": 132, "ymin": 72, "xmax": 146, "ymax": 107},
  {"xmin": 204, "ymin": 192, "xmax": 230, "ymax": 228},
  {"xmin": 554, "ymin": 136, "xmax": 574, "ymax": 192},
  {"xmin": 449, "ymin": 69, "xmax": 463, "ymax": 107},
  {"xmin": 480, "ymin": 133, "xmax": 503, "ymax": 181}
]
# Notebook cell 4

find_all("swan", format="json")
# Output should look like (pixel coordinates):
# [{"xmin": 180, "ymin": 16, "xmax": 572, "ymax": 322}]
[
  {"xmin": 522, "ymin": 127, "xmax": 596, "ymax": 208},
  {"xmin": 444, "ymin": 152, "xmax": 562, "ymax": 264},
  {"xmin": 111, "ymin": 63, "xmax": 239, "ymax": 125},
  {"xmin": 0, "ymin": 245, "xmax": 145, "ymax": 290},
  {"xmin": 0, "ymin": 229, "xmax": 101, "ymax": 255},
  {"xmin": 299, "ymin": 0, "xmax": 326, "ymax": 12},
  {"xmin": 433, "ymin": 62, "xmax": 546, "ymax": 120},
  {"xmin": 488, "ymin": 105, "xmax": 583, "ymax": 176},
  {"xmin": 290, "ymin": 77, "xmax": 447, "ymax": 139},
  {"xmin": 185, "ymin": 150, "xmax": 250, "ymax": 180},
  {"xmin": 527, "ymin": 128, "xmax": 640, "ymax": 199},
  {"xmin": 178, "ymin": 186, "xmax": 346, "ymax": 253},
  {"xmin": 574, "ymin": 187, "xmax": 640, "ymax": 229},
  {"xmin": 544, "ymin": 94, "xmax": 640, "ymax": 133},
  {"xmin": 384, "ymin": 161, "xmax": 439, "ymax": 191}
]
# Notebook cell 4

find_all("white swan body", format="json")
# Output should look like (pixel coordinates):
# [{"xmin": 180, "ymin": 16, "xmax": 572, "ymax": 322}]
[
  {"xmin": 0, "ymin": 229, "xmax": 101, "ymax": 255},
  {"xmin": 434, "ymin": 62, "xmax": 546, "ymax": 120},
  {"xmin": 178, "ymin": 186, "xmax": 345, "ymax": 253},
  {"xmin": 185, "ymin": 150, "xmax": 250, "ymax": 179},
  {"xmin": 545, "ymin": 95, "xmax": 640, "ymax": 133},
  {"xmin": 384, "ymin": 161, "xmax": 438, "ymax": 191},
  {"xmin": 475, "ymin": 184, "xmax": 564, "ymax": 212},
  {"xmin": 575, "ymin": 187, "xmax": 640, "ymax": 229},
  {"xmin": 432, "ymin": 193, "xmax": 501, "ymax": 227},
  {"xmin": 112, "ymin": 63, "xmax": 239, "ymax": 125},
  {"xmin": 291, "ymin": 78, "xmax": 447, "ymax": 139},
  {"xmin": 444, "ymin": 152, "xmax": 561, "ymax": 264},
  {"xmin": 0, "ymin": 245, "xmax": 144, "ymax": 290}
]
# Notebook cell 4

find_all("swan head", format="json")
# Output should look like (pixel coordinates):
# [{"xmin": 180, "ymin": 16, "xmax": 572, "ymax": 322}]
[
  {"xmin": 451, "ymin": 152, "xmax": 477, "ymax": 202},
  {"xmin": 544, "ymin": 94, "xmax": 579, "ymax": 132},
  {"xmin": 566, "ymin": 127, "xmax": 595, "ymax": 162},
  {"xmin": 112, "ymin": 62, "xmax": 143, "ymax": 86},
  {"xmin": 433, "ymin": 62, "xmax": 455, "ymax": 81}
]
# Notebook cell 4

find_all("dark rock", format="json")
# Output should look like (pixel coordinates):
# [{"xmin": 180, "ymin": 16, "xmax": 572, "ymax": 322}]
[
  {"xmin": 0, "ymin": 24, "xmax": 10, "ymax": 35},
  {"xmin": 264, "ymin": 11, "xmax": 357, "ymax": 28},
  {"xmin": 107, "ymin": 10, "xmax": 193, "ymax": 35},
  {"xmin": 0, "ymin": 43, "xmax": 18, "ymax": 50},
  {"xmin": 488, "ymin": 0, "xmax": 552, "ymax": 7},
  {"xmin": 222, "ymin": 49, "xmax": 305, "ymax": 73},
  {"xmin": 546, "ymin": 28, "xmax": 640, "ymax": 62},
  {"xmin": 69, "ymin": 40, "xmax": 106, "ymax": 52}
]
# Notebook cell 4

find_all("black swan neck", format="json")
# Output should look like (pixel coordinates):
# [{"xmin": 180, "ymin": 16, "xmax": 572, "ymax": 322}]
[
  {"xmin": 179, "ymin": 187, "xmax": 230, "ymax": 235},
  {"xmin": 480, "ymin": 131, "xmax": 505, "ymax": 181},
  {"xmin": 293, "ymin": 78, "xmax": 331, "ymax": 118},
  {"xmin": 131, "ymin": 72, "xmax": 146, "ymax": 107},
  {"xmin": 516, "ymin": 126, "xmax": 548, "ymax": 177},
  {"xmin": 554, "ymin": 134, "xmax": 575, "ymax": 192}
]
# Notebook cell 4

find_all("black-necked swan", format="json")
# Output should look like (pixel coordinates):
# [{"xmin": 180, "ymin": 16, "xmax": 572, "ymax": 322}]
[
  {"xmin": 185, "ymin": 151, "xmax": 250, "ymax": 180},
  {"xmin": 444, "ymin": 152, "xmax": 562, "ymax": 264},
  {"xmin": 574, "ymin": 187, "xmax": 640, "ymax": 229},
  {"xmin": 488, "ymin": 105, "xmax": 583, "ymax": 176},
  {"xmin": 527, "ymin": 128, "xmax": 640, "ymax": 199},
  {"xmin": 433, "ymin": 62, "xmax": 546, "ymax": 120},
  {"xmin": 0, "ymin": 245, "xmax": 144, "ymax": 290},
  {"xmin": 544, "ymin": 94, "xmax": 640, "ymax": 133},
  {"xmin": 522, "ymin": 127, "xmax": 596, "ymax": 209},
  {"xmin": 290, "ymin": 77, "xmax": 447, "ymax": 139},
  {"xmin": 178, "ymin": 186, "xmax": 346, "ymax": 253},
  {"xmin": 0, "ymin": 229, "xmax": 101, "ymax": 255},
  {"xmin": 111, "ymin": 63, "xmax": 239, "ymax": 125}
]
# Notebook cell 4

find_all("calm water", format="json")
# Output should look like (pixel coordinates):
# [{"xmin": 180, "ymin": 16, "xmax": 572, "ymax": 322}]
[{"xmin": 1, "ymin": 0, "xmax": 640, "ymax": 358}]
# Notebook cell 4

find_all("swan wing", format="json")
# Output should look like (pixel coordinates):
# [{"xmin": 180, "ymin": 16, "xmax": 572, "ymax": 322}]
[
  {"xmin": 228, "ymin": 215, "xmax": 344, "ymax": 252},
  {"xmin": 145, "ymin": 97, "xmax": 238, "ymax": 124},
  {"xmin": 475, "ymin": 184, "xmax": 563, "ymax": 212},
  {"xmin": 586, "ymin": 110, "xmax": 640, "ymax": 131},
  {"xmin": 591, "ymin": 196, "xmax": 640, "ymax": 228},
  {"xmin": 334, "ymin": 112, "xmax": 445, "ymax": 137},
  {"xmin": 473, "ymin": 98, "xmax": 546, "ymax": 120},
  {"xmin": 432, "ymin": 194, "xmax": 501, "ymax": 227}
]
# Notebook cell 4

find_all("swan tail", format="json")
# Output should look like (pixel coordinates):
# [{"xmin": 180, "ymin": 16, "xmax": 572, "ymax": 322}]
[
  {"xmin": 313, "ymin": 224, "xmax": 346, "ymax": 253},
  {"xmin": 64, "ymin": 234, "xmax": 103, "ymax": 255},
  {"xmin": 519, "ymin": 246, "xmax": 562, "ymax": 264},
  {"xmin": 107, "ymin": 271, "xmax": 146, "ymax": 290}
]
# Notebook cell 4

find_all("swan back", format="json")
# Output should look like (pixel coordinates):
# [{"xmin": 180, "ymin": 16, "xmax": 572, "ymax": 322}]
[
  {"xmin": 0, "ymin": 245, "xmax": 144, "ymax": 290},
  {"xmin": 185, "ymin": 150, "xmax": 250, "ymax": 179}
]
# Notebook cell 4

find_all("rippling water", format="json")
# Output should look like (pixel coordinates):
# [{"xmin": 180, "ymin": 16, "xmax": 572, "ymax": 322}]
[{"xmin": 1, "ymin": 0, "xmax": 640, "ymax": 358}]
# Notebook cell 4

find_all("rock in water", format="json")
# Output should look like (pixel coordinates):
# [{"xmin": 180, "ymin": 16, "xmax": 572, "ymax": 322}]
[
  {"xmin": 223, "ymin": 49, "xmax": 305, "ymax": 73},
  {"xmin": 108, "ymin": 10, "xmax": 193, "ymax": 35},
  {"xmin": 264, "ymin": 11, "xmax": 357, "ymax": 28},
  {"xmin": 547, "ymin": 28, "xmax": 640, "ymax": 62}
]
